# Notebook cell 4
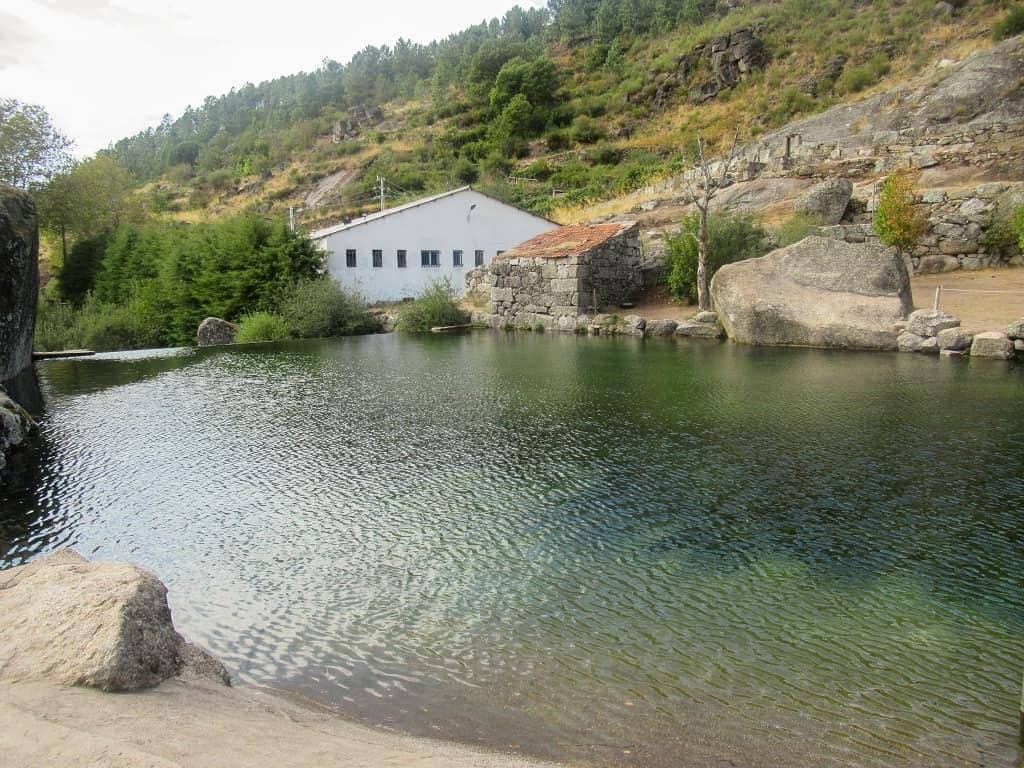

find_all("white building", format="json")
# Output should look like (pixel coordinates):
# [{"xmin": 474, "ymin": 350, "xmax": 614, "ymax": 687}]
[{"xmin": 308, "ymin": 187, "xmax": 556, "ymax": 303}]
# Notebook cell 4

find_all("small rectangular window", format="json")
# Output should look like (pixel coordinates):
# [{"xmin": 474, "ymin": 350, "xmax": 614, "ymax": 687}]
[
  {"xmin": 430, "ymin": 250, "xmax": 440, "ymax": 267},
  {"xmin": 397, "ymin": 250, "xmax": 407, "ymax": 268},
  {"xmin": 421, "ymin": 250, "xmax": 430, "ymax": 267},
  {"xmin": 346, "ymin": 249, "xmax": 357, "ymax": 268},
  {"xmin": 474, "ymin": 249, "xmax": 484, "ymax": 267},
  {"xmin": 496, "ymin": 250, "xmax": 506, "ymax": 257},
  {"xmin": 453, "ymin": 249, "xmax": 463, "ymax": 267},
  {"xmin": 372, "ymin": 249, "xmax": 383, "ymax": 268}
]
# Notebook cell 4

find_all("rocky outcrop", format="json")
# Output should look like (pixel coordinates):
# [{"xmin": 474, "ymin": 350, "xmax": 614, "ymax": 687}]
[
  {"xmin": 676, "ymin": 311, "xmax": 725, "ymax": 338},
  {"xmin": 711, "ymin": 236, "xmax": 913, "ymax": 350},
  {"xmin": 0, "ymin": 550, "xmax": 229, "ymax": 691},
  {"xmin": 794, "ymin": 179, "xmax": 853, "ymax": 225},
  {"xmin": 970, "ymin": 331, "xmax": 1015, "ymax": 360},
  {"xmin": 906, "ymin": 309, "xmax": 960, "ymax": 337},
  {"xmin": 0, "ymin": 386, "xmax": 35, "ymax": 475},
  {"xmin": 0, "ymin": 186, "xmax": 39, "ymax": 383},
  {"xmin": 197, "ymin": 317, "xmax": 239, "ymax": 347}
]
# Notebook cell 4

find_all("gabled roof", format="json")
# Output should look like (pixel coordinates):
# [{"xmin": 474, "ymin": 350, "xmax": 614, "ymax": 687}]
[
  {"xmin": 308, "ymin": 186, "xmax": 555, "ymax": 240},
  {"xmin": 497, "ymin": 221, "xmax": 637, "ymax": 260}
]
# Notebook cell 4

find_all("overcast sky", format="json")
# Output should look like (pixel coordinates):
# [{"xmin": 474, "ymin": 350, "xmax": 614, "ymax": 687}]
[{"xmin": 1, "ymin": 0, "xmax": 544, "ymax": 156}]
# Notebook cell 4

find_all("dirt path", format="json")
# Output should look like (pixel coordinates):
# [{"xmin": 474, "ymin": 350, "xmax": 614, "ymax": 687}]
[
  {"xmin": 0, "ymin": 679, "xmax": 563, "ymax": 768},
  {"xmin": 911, "ymin": 268, "xmax": 1024, "ymax": 333}
]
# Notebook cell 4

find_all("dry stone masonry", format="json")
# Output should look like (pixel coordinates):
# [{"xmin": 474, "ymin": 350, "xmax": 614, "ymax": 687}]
[{"xmin": 481, "ymin": 221, "xmax": 643, "ymax": 331}]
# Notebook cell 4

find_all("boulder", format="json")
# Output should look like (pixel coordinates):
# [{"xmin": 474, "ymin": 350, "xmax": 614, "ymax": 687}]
[
  {"xmin": 1015, "ymin": 339, "xmax": 1024, "ymax": 353},
  {"xmin": 0, "ymin": 187, "xmax": 39, "ymax": 382},
  {"xmin": 0, "ymin": 386, "xmax": 35, "ymax": 474},
  {"xmin": 917, "ymin": 255, "xmax": 960, "ymax": 274},
  {"xmin": 936, "ymin": 327, "xmax": 974, "ymax": 352},
  {"xmin": 794, "ymin": 179, "xmax": 853, "ymax": 225},
  {"xmin": 623, "ymin": 315, "xmax": 646, "ymax": 336},
  {"xmin": 970, "ymin": 332, "xmax": 1014, "ymax": 360},
  {"xmin": 646, "ymin": 319, "xmax": 678, "ymax": 336},
  {"xmin": 898, "ymin": 332, "xmax": 928, "ymax": 353},
  {"xmin": 906, "ymin": 309, "xmax": 960, "ymax": 338},
  {"xmin": 197, "ymin": 317, "xmax": 239, "ymax": 347},
  {"xmin": 1006, "ymin": 319, "xmax": 1024, "ymax": 340},
  {"xmin": 693, "ymin": 311, "xmax": 719, "ymax": 325},
  {"xmin": 0, "ymin": 550, "xmax": 229, "ymax": 691},
  {"xmin": 710, "ymin": 236, "xmax": 913, "ymax": 351},
  {"xmin": 676, "ymin": 320, "xmax": 724, "ymax": 339}
]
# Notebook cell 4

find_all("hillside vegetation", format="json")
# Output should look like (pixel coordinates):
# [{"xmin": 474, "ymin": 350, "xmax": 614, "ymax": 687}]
[{"xmin": 103, "ymin": 0, "xmax": 1014, "ymax": 230}]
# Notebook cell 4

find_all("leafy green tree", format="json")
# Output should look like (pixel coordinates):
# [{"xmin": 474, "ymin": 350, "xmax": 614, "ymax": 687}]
[
  {"xmin": 665, "ymin": 213, "xmax": 768, "ymax": 303},
  {"xmin": 495, "ymin": 95, "xmax": 535, "ymax": 142},
  {"xmin": 489, "ymin": 57, "xmax": 559, "ymax": 113},
  {"xmin": 595, "ymin": 0, "xmax": 622, "ymax": 43},
  {"xmin": 0, "ymin": 98, "xmax": 73, "ymax": 188},
  {"xmin": 874, "ymin": 170, "xmax": 927, "ymax": 251}
]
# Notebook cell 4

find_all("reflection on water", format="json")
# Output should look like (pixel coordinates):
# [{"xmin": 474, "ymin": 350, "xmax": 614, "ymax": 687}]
[{"xmin": 2, "ymin": 334, "xmax": 1023, "ymax": 767}]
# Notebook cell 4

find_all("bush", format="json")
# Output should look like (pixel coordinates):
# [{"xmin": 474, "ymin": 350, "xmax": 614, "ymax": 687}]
[
  {"xmin": 570, "ymin": 115, "xmax": 606, "ymax": 145},
  {"xmin": 396, "ymin": 279, "xmax": 468, "ymax": 332},
  {"xmin": 1013, "ymin": 206, "xmax": 1024, "ymax": 252},
  {"xmin": 454, "ymin": 157, "xmax": 479, "ymax": 184},
  {"xmin": 546, "ymin": 130, "xmax": 570, "ymax": 152},
  {"xmin": 874, "ymin": 170, "xmax": 927, "ymax": 251},
  {"xmin": 35, "ymin": 291, "xmax": 162, "ymax": 353},
  {"xmin": 836, "ymin": 53, "xmax": 890, "ymax": 95},
  {"xmin": 277, "ymin": 278, "xmax": 378, "ymax": 338},
  {"xmin": 993, "ymin": 6, "xmax": 1024, "ymax": 41},
  {"xmin": 235, "ymin": 312, "xmax": 290, "ymax": 343},
  {"xmin": 982, "ymin": 204, "xmax": 1023, "ymax": 259},
  {"xmin": 773, "ymin": 213, "xmax": 823, "ymax": 248},
  {"xmin": 665, "ymin": 214, "xmax": 769, "ymax": 303}
]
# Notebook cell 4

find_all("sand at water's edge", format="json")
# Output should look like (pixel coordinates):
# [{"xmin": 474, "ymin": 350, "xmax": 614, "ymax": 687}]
[
  {"xmin": 0, "ymin": 679, "xmax": 564, "ymax": 768},
  {"xmin": 911, "ymin": 268, "xmax": 1024, "ymax": 333}
]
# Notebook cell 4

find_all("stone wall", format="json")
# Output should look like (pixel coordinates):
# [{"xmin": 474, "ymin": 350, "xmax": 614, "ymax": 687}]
[
  {"xmin": 0, "ymin": 186, "xmax": 39, "ymax": 383},
  {"xmin": 486, "ymin": 225, "xmax": 641, "ymax": 330},
  {"xmin": 820, "ymin": 181, "xmax": 1024, "ymax": 274}
]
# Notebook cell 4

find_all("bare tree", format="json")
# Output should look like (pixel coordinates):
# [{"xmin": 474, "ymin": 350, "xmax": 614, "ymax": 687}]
[{"xmin": 680, "ymin": 129, "xmax": 742, "ymax": 311}]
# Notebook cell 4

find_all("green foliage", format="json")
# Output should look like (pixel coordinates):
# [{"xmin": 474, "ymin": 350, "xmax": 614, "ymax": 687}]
[
  {"xmin": 57, "ymin": 232, "xmax": 111, "ymax": 306},
  {"xmin": 34, "ymin": 291, "xmax": 162, "ymax": 353},
  {"xmin": 874, "ymin": 171, "xmax": 927, "ymax": 251},
  {"xmin": 773, "ymin": 214, "xmax": 822, "ymax": 248},
  {"xmin": 0, "ymin": 98, "xmax": 73, "ymax": 187},
  {"xmin": 454, "ymin": 157, "xmax": 480, "ymax": 184},
  {"xmin": 665, "ymin": 213, "xmax": 769, "ymax": 303},
  {"xmin": 981, "ymin": 203, "xmax": 1023, "ymax": 259},
  {"xmin": 495, "ymin": 94, "xmax": 536, "ymax": 141},
  {"xmin": 993, "ymin": 6, "xmax": 1024, "ymax": 40},
  {"xmin": 1013, "ymin": 206, "xmax": 1024, "ymax": 253},
  {"xmin": 835, "ymin": 53, "xmax": 890, "ymax": 95},
  {"xmin": 396, "ymin": 278, "xmax": 469, "ymax": 332},
  {"xmin": 277, "ymin": 278, "xmax": 379, "ymax": 338},
  {"xmin": 570, "ymin": 115, "xmax": 606, "ymax": 144},
  {"xmin": 235, "ymin": 312, "xmax": 290, "ymax": 343},
  {"xmin": 489, "ymin": 57, "xmax": 559, "ymax": 113}
]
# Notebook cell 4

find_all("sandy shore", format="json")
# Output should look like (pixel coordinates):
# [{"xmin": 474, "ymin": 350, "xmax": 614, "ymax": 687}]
[{"xmin": 0, "ymin": 678, "xmax": 564, "ymax": 768}]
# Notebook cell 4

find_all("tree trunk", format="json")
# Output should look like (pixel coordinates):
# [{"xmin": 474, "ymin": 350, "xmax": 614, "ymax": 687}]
[
  {"xmin": 696, "ymin": 206, "xmax": 710, "ymax": 311},
  {"xmin": 60, "ymin": 223, "xmax": 67, "ymax": 265}
]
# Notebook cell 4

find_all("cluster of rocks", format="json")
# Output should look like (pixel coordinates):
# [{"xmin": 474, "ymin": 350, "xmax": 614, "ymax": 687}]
[
  {"xmin": 471, "ymin": 308, "xmax": 726, "ymax": 340},
  {"xmin": 641, "ymin": 25, "xmax": 769, "ymax": 110},
  {"xmin": 330, "ymin": 104, "xmax": 384, "ymax": 143},
  {"xmin": 897, "ymin": 310, "xmax": 1024, "ymax": 359},
  {"xmin": 820, "ymin": 181, "xmax": 1023, "ymax": 274},
  {"xmin": 484, "ymin": 222, "xmax": 642, "ymax": 331},
  {"xmin": 0, "ymin": 386, "xmax": 35, "ymax": 475},
  {"xmin": 0, "ymin": 549, "xmax": 230, "ymax": 691}
]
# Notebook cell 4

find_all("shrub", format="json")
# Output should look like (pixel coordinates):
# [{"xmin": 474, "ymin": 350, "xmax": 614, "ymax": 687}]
[
  {"xmin": 277, "ymin": 278, "xmax": 378, "ymax": 338},
  {"xmin": 993, "ymin": 6, "xmax": 1024, "ymax": 41},
  {"xmin": 396, "ymin": 279, "xmax": 468, "ymax": 332},
  {"xmin": 835, "ymin": 53, "xmax": 890, "ymax": 96},
  {"xmin": 665, "ymin": 214, "xmax": 769, "ymax": 303},
  {"xmin": 546, "ymin": 130, "xmax": 570, "ymax": 152},
  {"xmin": 981, "ymin": 204, "xmax": 1023, "ymax": 259},
  {"xmin": 1013, "ymin": 205, "xmax": 1024, "ymax": 252},
  {"xmin": 235, "ymin": 312, "xmax": 290, "ymax": 343},
  {"xmin": 570, "ymin": 115, "xmax": 606, "ymax": 145},
  {"xmin": 588, "ymin": 143, "xmax": 622, "ymax": 165},
  {"xmin": 773, "ymin": 213, "xmax": 822, "ymax": 248},
  {"xmin": 874, "ymin": 170, "xmax": 927, "ymax": 251},
  {"xmin": 34, "ymin": 298, "xmax": 80, "ymax": 353},
  {"xmin": 454, "ymin": 157, "xmax": 480, "ymax": 184}
]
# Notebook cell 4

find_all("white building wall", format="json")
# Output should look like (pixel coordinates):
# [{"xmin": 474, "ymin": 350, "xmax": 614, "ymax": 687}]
[{"xmin": 312, "ymin": 189, "xmax": 555, "ymax": 303}]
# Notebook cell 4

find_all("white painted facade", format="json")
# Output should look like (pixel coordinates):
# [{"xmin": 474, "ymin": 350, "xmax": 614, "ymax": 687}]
[{"xmin": 309, "ymin": 187, "xmax": 556, "ymax": 303}]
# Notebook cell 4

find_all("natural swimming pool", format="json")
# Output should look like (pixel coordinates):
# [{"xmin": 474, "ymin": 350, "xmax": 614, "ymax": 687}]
[{"xmin": 2, "ymin": 333, "xmax": 1022, "ymax": 767}]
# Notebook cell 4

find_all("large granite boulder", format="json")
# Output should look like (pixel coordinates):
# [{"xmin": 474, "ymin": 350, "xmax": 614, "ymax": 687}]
[
  {"xmin": 0, "ymin": 550, "xmax": 229, "ymax": 691},
  {"xmin": 197, "ymin": 317, "xmax": 239, "ymax": 347},
  {"xmin": 906, "ymin": 309, "xmax": 960, "ymax": 338},
  {"xmin": 0, "ymin": 187, "xmax": 39, "ymax": 382},
  {"xmin": 711, "ymin": 236, "xmax": 913, "ymax": 351},
  {"xmin": 795, "ymin": 179, "xmax": 853, "ymax": 225}
]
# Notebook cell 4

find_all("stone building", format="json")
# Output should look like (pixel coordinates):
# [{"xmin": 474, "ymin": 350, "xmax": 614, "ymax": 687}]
[{"xmin": 481, "ymin": 221, "xmax": 641, "ymax": 330}]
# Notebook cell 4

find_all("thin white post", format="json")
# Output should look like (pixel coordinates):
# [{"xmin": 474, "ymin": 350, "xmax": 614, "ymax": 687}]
[
  {"xmin": 933, "ymin": 286, "xmax": 942, "ymax": 312},
  {"xmin": 378, "ymin": 176, "xmax": 386, "ymax": 212},
  {"xmin": 288, "ymin": 206, "xmax": 295, "ymax": 232}
]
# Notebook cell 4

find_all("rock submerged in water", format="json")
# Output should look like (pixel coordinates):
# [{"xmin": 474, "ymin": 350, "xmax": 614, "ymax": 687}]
[
  {"xmin": 710, "ymin": 236, "xmax": 913, "ymax": 351},
  {"xmin": 0, "ymin": 386, "xmax": 35, "ymax": 476},
  {"xmin": 197, "ymin": 317, "xmax": 239, "ymax": 347},
  {"xmin": 0, "ymin": 550, "xmax": 229, "ymax": 691}
]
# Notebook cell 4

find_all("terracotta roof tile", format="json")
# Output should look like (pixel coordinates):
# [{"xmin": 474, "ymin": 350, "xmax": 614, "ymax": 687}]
[{"xmin": 499, "ymin": 221, "xmax": 637, "ymax": 260}]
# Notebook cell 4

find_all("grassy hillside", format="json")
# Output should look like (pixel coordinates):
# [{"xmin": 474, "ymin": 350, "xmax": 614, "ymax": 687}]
[{"xmin": 101, "ymin": 0, "xmax": 1017, "ymax": 233}]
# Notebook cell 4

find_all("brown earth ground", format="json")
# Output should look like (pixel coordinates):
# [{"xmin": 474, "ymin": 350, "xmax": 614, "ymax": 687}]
[
  {"xmin": 0, "ymin": 679, "xmax": 562, "ymax": 768},
  {"xmin": 910, "ymin": 268, "xmax": 1024, "ymax": 333}
]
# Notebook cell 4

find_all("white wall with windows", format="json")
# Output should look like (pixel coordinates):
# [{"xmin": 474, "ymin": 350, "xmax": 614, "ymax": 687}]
[{"xmin": 310, "ymin": 187, "xmax": 555, "ymax": 303}]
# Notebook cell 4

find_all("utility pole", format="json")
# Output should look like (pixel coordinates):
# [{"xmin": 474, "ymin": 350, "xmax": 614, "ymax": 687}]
[{"xmin": 377, "ymin": 176, "xmax": 386, "ymax": 212}]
